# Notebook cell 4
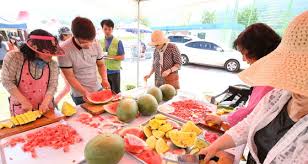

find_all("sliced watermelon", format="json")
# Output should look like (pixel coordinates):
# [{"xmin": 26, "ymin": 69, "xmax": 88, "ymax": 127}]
[
  {"xmin": 117, "ymin": 127, "xmax": 145, "ymax": 139},
  {"xmin": 104, "ymin": 101, "xmax": 119, "ymax": 115},
  {"xmin": 135, "ymin": 149, "xmax": 162, "ymax": 164},
  {"xmin": 204, "ymin": 132, "xmax": 220, "ymax": 143},
  {"xmin": 86, "ymin": 90, "xmax": 114, "ymax": 104},
  {"xmin": 124, "ymin": 134, "xmax": 147, "ymax": 154},
  {"xmin": 166, "ymin": 120, "xmax": 181, "ymax": 129},
  {"xmin": 166, "ymin": 148, "xmax": 186, "ymax": 155}
]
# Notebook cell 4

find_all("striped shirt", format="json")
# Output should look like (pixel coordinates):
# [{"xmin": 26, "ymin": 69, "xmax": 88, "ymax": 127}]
[
  {"xmin": 1, "ymin": 50, "xmax": 59, "ymax": 96},
  {"xmin": 153, "ymin": 43, "xmax": 182, "ymax": 83}
]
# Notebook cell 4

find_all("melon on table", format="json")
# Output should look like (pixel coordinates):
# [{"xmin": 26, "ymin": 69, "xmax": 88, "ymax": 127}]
[
  {"xmin": 104, "ymin": 101, "xmax": 119, "ymax": 115},
  {"xmin": 124, "ymin": 134, "xmax": 147, "ymax": 154},
  {"xmin": 86, "ymin": 90, "xmax": 114, "ymax": 104}
]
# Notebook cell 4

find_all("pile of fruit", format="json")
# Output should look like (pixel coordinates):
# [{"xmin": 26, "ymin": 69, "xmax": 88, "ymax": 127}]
[
  {"xmin": 116, "ymin": 114, "xmax": 210, "ymax": 164},
  {"xmin": 61, "ymin": 102, "xmax": 77, "ymax": 116},
  {"xmin": 0, "ymin": 111, "xmax": 43, "ymax": 129},
  {"xmin": 143, "ymin": 114, "xmax": 209, "ymax": 155},
  {"xmin": 6, "ymin": 124, "xmax": 82, "ymax": 158},
  {"xmin": 169, "ymin": 99, "xmax": 213, "ymax": 122},
  {"xmin": 105, "ymin": 84, "xmax": 177, "ymax": 123}
]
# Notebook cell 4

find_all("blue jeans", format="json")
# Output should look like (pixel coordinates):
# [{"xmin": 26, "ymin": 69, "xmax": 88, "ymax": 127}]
[{"xmin": 71, "ymin": 95, "xmax": 85, "ymax": 105}]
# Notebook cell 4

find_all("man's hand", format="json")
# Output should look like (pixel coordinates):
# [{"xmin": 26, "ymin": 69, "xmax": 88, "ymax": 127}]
[
  {"xmin": 102, "ymin": 79, "xmax": 111, "ymax": 89},
  {"xmin": 162, "ymin": 69, "xmax": 172, "ymax": 77}
]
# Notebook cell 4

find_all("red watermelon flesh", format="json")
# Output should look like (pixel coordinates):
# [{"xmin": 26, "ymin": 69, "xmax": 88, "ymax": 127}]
[
  {"xmin": 104, "ymin": 101, "xmax": 119, "ymax": 115},
  {"xmin": 87, "ymin": 90, "xmax": 113, "ymax": 104},
  {"xmin": 117, "ymin": 127, "xmax": 145, "ymax": 139},
  {"xmin": 166, "ymin": 148, "xmax": 186, "ymax": 155},
  {"xmin": 204, "ymin": 132, "xmax": 219, "ymax": 143},
  {"xmin": 124, "ymin": 134, "xmax": 147, "ymax": 154},
  {"xmin": 136, "ymin": 149, "xmax": 162, "ymax": 164}
]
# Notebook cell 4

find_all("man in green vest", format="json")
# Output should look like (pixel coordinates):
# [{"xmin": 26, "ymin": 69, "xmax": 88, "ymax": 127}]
[{"xmin": 100, "ymin": 19, "xmax": 125, "ymax": 94}]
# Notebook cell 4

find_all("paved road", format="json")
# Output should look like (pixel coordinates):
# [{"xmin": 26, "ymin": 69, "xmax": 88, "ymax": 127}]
[{"xmin": 0, "ymin": 59, "xmax": 245, "ymax": 120}]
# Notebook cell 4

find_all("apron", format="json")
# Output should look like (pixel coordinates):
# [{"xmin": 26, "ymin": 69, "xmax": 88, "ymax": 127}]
[{"xmin": 9, "ymin": 60, "xmax": 50, "ymax": 116}]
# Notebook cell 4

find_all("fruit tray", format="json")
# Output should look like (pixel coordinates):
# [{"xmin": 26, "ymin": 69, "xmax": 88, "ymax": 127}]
[
  {"xmin": 157, "ymin": 97, "xmax": 227, "ymax": 134},
  {"xmin": 120, "ymin": 114, "xmax": 221, "ymax": 164}
]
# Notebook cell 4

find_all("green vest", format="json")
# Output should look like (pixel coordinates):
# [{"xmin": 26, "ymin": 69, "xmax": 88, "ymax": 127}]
[{"xmin": 101, "ymin": 37, "xmax": 121, "ymax": 70}]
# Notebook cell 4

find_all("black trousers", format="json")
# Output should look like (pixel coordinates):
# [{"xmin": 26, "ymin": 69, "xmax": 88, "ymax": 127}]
[{"xmin": 108, "ymin": 73, "xmax": 121, "ymax": 94}]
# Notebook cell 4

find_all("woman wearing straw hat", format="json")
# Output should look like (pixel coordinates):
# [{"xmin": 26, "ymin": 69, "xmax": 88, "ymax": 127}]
[
  {"xmin": 1, "ymin": 29, "xmax": 62, "ymax": 116},
  {"xmin": 200, "ymin": 11, "xmax": 308, "ymax": 164},
  {"xmin": 144, "ymin": 30, "xmax": 182, "ymax": 89}
]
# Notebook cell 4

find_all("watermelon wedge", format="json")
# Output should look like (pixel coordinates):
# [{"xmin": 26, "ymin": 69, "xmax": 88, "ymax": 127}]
[
  {"xmin": 86, "ymin": 90, "xmax": 113, "ymax": 104},
  {"xmin": 117, "ymin": 127, "xmax": 145, "ymax": 139},
  {"xmin": 136, "ymin": 149, "xmax": 162, "ymax": 164},
  {"xmin": 124, "ymin": 134, "xmax": 147, "ymax": 154},
  {"xmin": 104, "ymin": 101, "xmax": 119, "ymax": 115}
]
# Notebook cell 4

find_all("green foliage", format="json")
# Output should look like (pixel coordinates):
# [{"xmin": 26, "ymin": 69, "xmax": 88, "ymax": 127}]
[
  {"xmin": 201, "ymin": 11, "xmax": 216, "ymax": 24},
  {"xmin": 237, "ymin": 6, "xmax": 258, "ymax": 27}
]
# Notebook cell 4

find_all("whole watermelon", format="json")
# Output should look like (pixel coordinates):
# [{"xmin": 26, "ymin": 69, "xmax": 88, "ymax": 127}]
[
  {"xmin": 137, "ymin": 94, "xmax": 158, "ymax": 116},
  {"xmin": 84, "ymin": 133, "xmax": 125, "ymax": 164},
  {"xmin": 117, "ymin": 98, "xmax": 138, "ymax": 123},
  {"xmin": 159, "ymin": 84, "xmax": 177, "ymax": 101},
  {"xmin": 147, "ymin": 87, "xmax": 163, "ymax": 103}
]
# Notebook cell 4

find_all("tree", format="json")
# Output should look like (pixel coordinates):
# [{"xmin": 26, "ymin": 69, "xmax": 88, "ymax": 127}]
[
  {"xmin": 237, "ymin": 6, "xmax": 258, "ymax": 27},
  {"xmin": 201, "ymin": 11, "xmax": 216, "ymax": 24}
]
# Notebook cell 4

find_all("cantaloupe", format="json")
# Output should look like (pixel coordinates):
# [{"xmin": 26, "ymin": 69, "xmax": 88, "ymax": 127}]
[
  {"xmin": 116, "ymin": 98, "xmax": 138, "ymax": 123},
  {"xmin": 137, "ymin": 94, "xmax": 158, "ymax": 116},
  {"xmin": 61, "ymin": 102, "xmax": 77, "ymax": 116}
]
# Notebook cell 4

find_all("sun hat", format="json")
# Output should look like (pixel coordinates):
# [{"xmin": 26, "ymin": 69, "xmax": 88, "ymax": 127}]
[
  {"xmin": 238, "ymin": 11, "xmax": 308, "ymax": 96},
  {"xmin": 26, "ymin": 35, "xmax": 65, "ymax": 56},
  {"xmin": 149, "ymin": 30, "xmax": 169, "ymax": 46}
]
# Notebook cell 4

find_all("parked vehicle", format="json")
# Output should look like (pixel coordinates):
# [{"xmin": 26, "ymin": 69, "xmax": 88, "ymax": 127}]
[
  {"xmin": 178, "ymin": 40, "xmax": 249, "ymax": 72},
  {"xmin": 167, "ymin": 35, "xmax": 193, "ymax": 44}
]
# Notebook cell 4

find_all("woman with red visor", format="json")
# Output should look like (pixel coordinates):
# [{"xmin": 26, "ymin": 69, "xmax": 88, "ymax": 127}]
[{"xmin": 1, "ymin": 29, "xmax": 62, "ymax": 116}]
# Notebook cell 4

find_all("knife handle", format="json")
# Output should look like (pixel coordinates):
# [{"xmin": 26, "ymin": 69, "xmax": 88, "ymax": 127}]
[{"xmin": 199, "ymin": 154, "xmax": 219, "ymax": 162}]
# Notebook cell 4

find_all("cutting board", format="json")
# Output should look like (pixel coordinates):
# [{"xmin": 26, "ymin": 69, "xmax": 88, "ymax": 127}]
[{"xmin": 0, "ymin": 110, "xmax": 64, "ymax": 139}]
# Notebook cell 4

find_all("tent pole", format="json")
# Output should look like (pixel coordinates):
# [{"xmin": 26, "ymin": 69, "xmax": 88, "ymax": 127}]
[{"xmin": 137, "ymin": 0, "xmax": 141, "ymax": 87}]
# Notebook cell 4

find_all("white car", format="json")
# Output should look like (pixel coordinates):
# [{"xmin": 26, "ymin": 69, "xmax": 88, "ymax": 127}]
[{"xmin": 178, "ymin": 40, "xmax": 249, "ymax": 72}]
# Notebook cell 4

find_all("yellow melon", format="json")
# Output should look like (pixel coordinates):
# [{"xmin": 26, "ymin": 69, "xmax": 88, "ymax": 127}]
[
  {"xmin": 21, "ymin": 114, "xmax": 30, "ymax": 124},
  {"xmin": 15, "ymin": 115, "xmax": 25, "ymax": 125},
  {"xmin": 165, "ymin": 129, "xmax": 177, "ymax": 139},
  {"xmin": 146, "ymin": 136, "xmax": 157, "ymax": 149},
  {"xmin": 189, "ymin": 148, "xmax": 200, "ymax": 155},
  {"xmin": 152, "ymin": 130, "xmax": 165, "ymax": 139},
  {"xmin": 143, "ymin": 125, "xmax": 152, "ymax": 138},
  {"xmin": 154, "ymin": 114, "xmax": 167, "ymax": 120},
  {"xmin": 169, "ymin": 130, "xmax": 197, "ymax": 148},
  {"xmin": 148, "ymin": 119, "xmax": 166, "ymax": 130},
  {"xmin": 61, "ymin": 102, "xmax": 77, "ymax": 116},
  {"xmin": 181, "ymin": 121, "xmax": 202, "ymax": 135},
  {"xmin": 2, "ymin": 120, "xmax": 14, "ymax": 128},
  {"xmin": 193, "ymin": 138, "xmax": 209, "ymax": 149},
  {"xmin": 10, "ymin": 117, "xmax": 19, "ymax": 126},
  {"xmin": 158, "ymin": 123, "xmax": 173, "ymax": 133},
  {"xmin": 155, "ymin": 138, "xmax": 169, "ymax": 154}
]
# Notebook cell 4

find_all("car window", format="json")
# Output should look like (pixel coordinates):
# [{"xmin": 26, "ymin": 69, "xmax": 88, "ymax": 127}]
[
  {"xmin": 200, "ymin": 42, "xmax": 211, "ymax": 50},
  {"xmin": 186, "ymin": 42, "xmax": 202, "ymax": 49},
  {"xmin": 168, "ymin": 36, "xmax": 192, "ymax": 43},
  {"xmin": 211, "ymin": 43, "xmax": 223, "ymax": 51}
]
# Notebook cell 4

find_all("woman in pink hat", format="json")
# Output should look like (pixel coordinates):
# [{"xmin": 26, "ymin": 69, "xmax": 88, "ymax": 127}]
[
  {"xmin": 1, "ymin": 29, "xmax": 62, "ymax": 116},
  {"xmin": 144, "ymin": 30, "xmax": 182, "ymax": 89},
  {"xmin": 200, "ymin": 11, "xmax": 308, "ymax": 164}
]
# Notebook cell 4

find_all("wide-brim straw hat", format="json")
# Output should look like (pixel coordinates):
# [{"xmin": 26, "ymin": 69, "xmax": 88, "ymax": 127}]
[
  {"xmin": 239, "ymin": 11, "xmax": 308, "ymax": 96},
  {"xmin": 149, "ymin": 30, "xmax": 169, "ymax": 46}
]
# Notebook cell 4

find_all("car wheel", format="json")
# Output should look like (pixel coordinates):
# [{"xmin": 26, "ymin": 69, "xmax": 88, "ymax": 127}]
[
  {"xmin": 181, "ymin": 54, "xmax": 189, "ymax": 65},
  {"xmin": 225, "ymin": 59, "xmax": 240, "ymax": 72}
]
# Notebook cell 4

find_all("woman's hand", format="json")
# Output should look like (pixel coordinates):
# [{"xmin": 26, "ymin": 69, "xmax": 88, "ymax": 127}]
[
  {"xmin": 199, "ymin": 145, "xmax": 220, "ymax": 163},
  {"xmin": 162, "ymin": 69, "xmax": 172, "ymax": 77},
  {"xmin": 144, "ymin": 74, "xmax": 151, "ymax": 82},
  {"xmin": 21, "ymin": 99, "xmax": 33, "ymax": 112},
  {"xmin": 204, "ymin": 114, "xmax": 223, "ymax": 126},
  {"xmin": 39, "ymin": 102, "xmax": 49, "ymax": 114}
]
